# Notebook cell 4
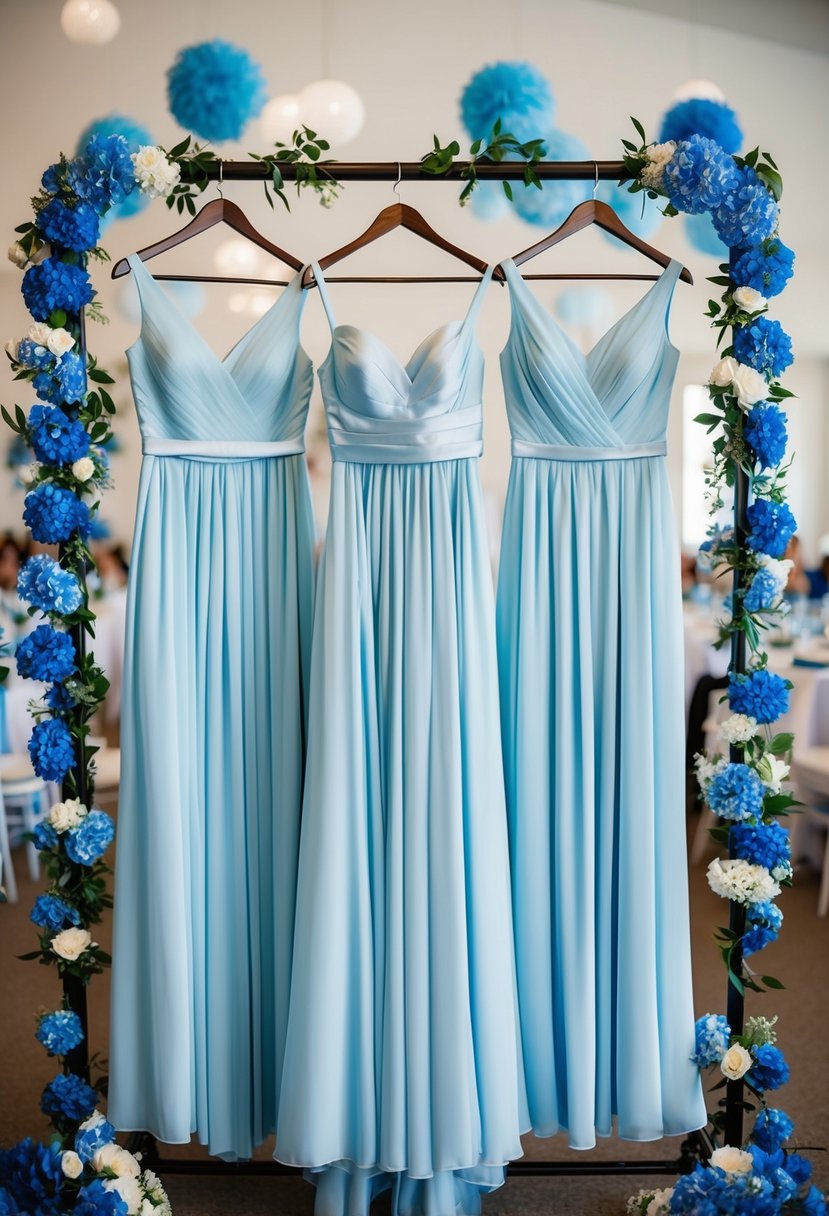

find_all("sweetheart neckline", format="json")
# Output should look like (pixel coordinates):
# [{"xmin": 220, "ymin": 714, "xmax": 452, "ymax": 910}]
[{"xmin": 320, "ymin": 320, "xmax": 480, "ymax": 384}]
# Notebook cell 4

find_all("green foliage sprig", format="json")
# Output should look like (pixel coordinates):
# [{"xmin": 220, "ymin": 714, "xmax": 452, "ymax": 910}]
[
  {"xmin": 251, "ymin": 126, "xmax": 340, "ymax": 210},
  {"xmin": 420, "ymin": 119, "xmax": 546, "ymax": 204}
]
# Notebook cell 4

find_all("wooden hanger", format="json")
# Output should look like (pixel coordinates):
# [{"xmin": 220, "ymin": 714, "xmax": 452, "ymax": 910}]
[
  {"xmin": 111, "ymin": 197, "xmax": 303, "ymax": 285},
  {"xmin": 300, "ymin": 202, "xmax": 500, "ymax": 288},
  {"xmin": 511, "ymin": 198, "xmax": 693, "ymax": 284}
]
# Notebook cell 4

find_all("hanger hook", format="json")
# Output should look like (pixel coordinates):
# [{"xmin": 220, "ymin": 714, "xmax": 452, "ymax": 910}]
[
  {"xmin": 592, "ymin": 160, "xmax": 599, "ymax": 200},
  {"xmin": 217, "ymin": 158, "xmax": 224, "ymax": 199},
  {"xmin": 393, "ymin": 160, "xmax": 402, "ymax": 201}
]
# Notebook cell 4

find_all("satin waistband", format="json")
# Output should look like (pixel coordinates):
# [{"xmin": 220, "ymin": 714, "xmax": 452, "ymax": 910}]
[
  {"xmin": 511, "ymin": 439, "xmax": 667, "ymax": 462},
  {"xmin": 328, "ymin": 404, "xmax": 482, "ymax": 465},
  {"xmin": 143, "ymin": 437, "xmax": 305, "ymax": 459}
]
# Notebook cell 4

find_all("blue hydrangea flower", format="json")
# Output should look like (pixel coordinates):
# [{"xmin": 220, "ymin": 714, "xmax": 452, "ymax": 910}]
[
  {"xmin": 32, "ymin": 372, "xmax": 63, "ymax": 406},
  {"xmin": 32, "ymin": 821, "xmax": 59, "ymax": 851},
  {"xmin": 803, "ymin": 1184, "xmax": 828, "ymax": 1214},
  {"xmin": 744, "ymin": 403, "xmax": 788, "ymax": 469},
  {"xmin": 691, "ymin": 1012, "xmax": 731, "ymax": 1067},
  {"xmin": 731, "ymin": 820, "xmax": 790, "ymax": 871},
  {"xmin": 732, "ymin": 238, "xmax": 795, "ymax": 299},
  {"xmin": 17, "ymin": 555, "xmax": 83, "ymax": 615},
  {"xmin": 29, "ymin": 404, "xmax": 90, "ymax": 465},
  {"xmin": 15, "ymin": 339, "xmax": 54, "ymax": 371},
  {"xmin": 28, "ymin": 718, "xmax": 75, "ymax": 783},
  {"xmin": 36, "ymin": 200, "xmax": 100, "ymax": 254},
  {"xmin": 750, "ymin": 1043, "xmax": 790, "ymax": 1091},
  {"xmin": 659, "ymin": 98, "xmax": 742, "ymax": 154},
  {"xmin": 23, "ymin": 483, "xmax": 91, "ymax": 544},
  {"xmin": 706, "ymin": 762, "xmax": 765, "ymax": 821},
  {"xmin": 746, "ymin": 497, "xmax": 797, "ymax": 559},
  {"xmin": 752, "ymin": 1107, "xmax": 795, "ymax": 1153},
  {"xmin": 46, "ymin": 683, "xmax": 78, "ymax": 712},
  {"xmin": 783, "ymin": 1152, "xmax": 812, "ymax": 1186},
  {"xmin": 729, "ymin": 668, "xmax": 791, "ymax": 723},
  {"xmin": 55, "ymin": 352, "xmax": 88, "ymax": 404},
  {"xmin": 512, "ymin": 129, "xmax": 591, "ymax": 228},
  {"xmin": 74, "ymin": 1113, "xmax": 116, "ymax": 1163},
  {"xmin": 21, "ymin": 259, "xmax": 94, "ymax": 323},
  {"xmin": 744, "ymin": 568, "xmax": 782, "ymax": 614},
  {"xmin": 40, "ymin": 1072, "xmax": 98, "ymax": 1121},
  {"xmin": 712, "ymin": 165, "xmax": 779, "ymax": 247},
  {"xmin": 64, "ymin": 810, "xmax": 115, "ymax": 866},
  {"xmin": 68, "ymin": 135, "xmax": 136, "ymax": 214},
  {"xmin": 76, "ymin": 115, "xmax": 153, "ymax": 223},
  {"xmin": 663, "ymin": 134, "xmax": 739, "ymax": 214},
  {"xmin": 460, "ymin": 60, "xmax": 554, "ymax": 143},
  {"xmin": 0, "ymin": 1186, "xmax": 19, "ymax": 1216},
  {"xmin": 167, "ymin": 40, "xmax": 267, "ymax": 143},
  {"xmin": 30, "ymin": 894, "xmax": 81, "ymax": 932},
  {"xmin": 733, "ymin": 317, "xmax": 793, "ymax": 379},
  {"xmin": 75, "ymin": 1179, "xmax": 128, "ymax": 1216},
  {"xmin": 671, "ymin": 1160, "xmax": 775, "ymax": 1212},
  {"xmin": 0, "ymin": 1138, "xmax": 63, "ymax": 1216},
  {"xmin": 35, "ymin": 1010, "xmax": 85, "ymax": 1057},
  {"xmin": 16, "ymin": 624, "xmax": 76, "ymax": 683}
]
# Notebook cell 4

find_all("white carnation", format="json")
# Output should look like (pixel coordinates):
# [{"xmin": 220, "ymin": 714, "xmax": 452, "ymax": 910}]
[
  {"xmin": 707, "ymin": 857, "xmax": 781, "ymax": 906},
  {"xmin": 48, "ymin": 797, "xmax": 88, "ymax": 833},
  {"xmin": 5, "ymin": 339, "xmax": 19, "ymax": 362},
  {"xmin": 720, "ymin": 1044, "xmax": 753, "ymax": 1081},
  {"xmin": 640, "ymin": 141, "xmax": 676, "ymax": 190},
  {"xmin": 51, "ymin": 926, "xmax": 93, "ymax": 960},
  {"xmin": 94, "ymin": 1144, "xmax": 141, "ymax": 1178},
  {"xmin": 720, "ymin": 714, "xmax": 758, "ymax": 745},
  {"xmin": 709, "ymin": 356, "xmax": 769, "ymax": 412},
  {"xmin": 732, "ymin": 286, "xmax": 768, "ymax": 314},
  {"xmin": 104, "ymin": 1175, "xmax": 144, "ymax": 1215},
  {"xmin": 8, "ymin": 241, "xmax": 28, "ymax": 268},
  {"xmin": 72, "ymin": 457, "xmax": 96, "ymax": 482},
  {"xmin": 47, "ymin": 327, "xmax": 76, "ymax": 357},
  {"xmin": 61, "ymin": 1150, "xmax": 84, "ymax": 1179},
  {"xmin": 28, "ymin": 322, "xmax": 52, "ymax": 345},
  {"xmin": 711, "ymin": 1145, "xmax": 753, "ymax": 1174},
  {"xmin": 131, "ymin": 146, "xmax": 181, "ymax": 200},
  {"xmin": 757, "ymin": 754, "xmax": 789, "ymax": 794}
]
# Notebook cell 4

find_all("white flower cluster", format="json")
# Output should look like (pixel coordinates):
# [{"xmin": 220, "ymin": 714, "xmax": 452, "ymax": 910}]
[
  {"xmin": 746, "ymin": 1013, "xmax": 778, "ymax": 1045},
  {"xmin": 758, "ymin": 553, "xmax": 794, "ymax": 596},
  {"xmin": 732, "ymin": 286, "xmax": 768, "ymax": 315},
  {"xmin": 58, "ymin": 1142, "xmax": 172, "ymax": 1216},
  {"xmin": 626, "ymin": 1186, "xmax": 674, "ymax": 1216},
  {"xmin": 131, "ymin": 146, "xmax": 181, "ymax": 200},
  {"xmin": 694, "ymin": 751, "xmax": 727, "ymax": 791},
  {"xmin": 6, "ymin": 321, "xmax": 76, "ymax": 364},
  {"xmin": 756, "ymin": 753, "xmax": 790, "ymax": 796},
  {"xmin": 707, "ymin": 857, "xmax": 782, "ymax": 906},
  {"xmin": 7, "ymin": 241, "xmax": 50, "ymax": 269},
  {"xmin": 710, "ymin": 1145, "xmax": 754, "ymax": 1175},
  {"xmin": 720, "ymin": 714, "xmax": 758, "ymax": 746},
  {"xmin": 51, "ymin": 926, "xmax": 93, "ymax": 961},
  {"xmin": 720, "ymin": 1043, "xmax": 753, "ymax": 1080},
  {"xmin": 640, "ymin": 141, "xmax": 676, "ymax": 191},
  {"xmin": 709, "ymin": 355, "xmax": 768, "ymax": 411},
  {"xmin": 48, "ymin": 797, "xmax": 88, "ymax": 833}
]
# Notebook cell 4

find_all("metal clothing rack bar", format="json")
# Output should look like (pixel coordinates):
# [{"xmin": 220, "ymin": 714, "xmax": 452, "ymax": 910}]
[{"xmin": 105, "ymin": 155, "xmax": 718, "ymax": 1188}]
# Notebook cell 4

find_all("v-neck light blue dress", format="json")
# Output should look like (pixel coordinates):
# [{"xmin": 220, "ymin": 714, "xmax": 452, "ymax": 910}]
[
  {"xmin": 496, "ymin": 258, "xmax": 706, "ymax": 1150},
  {"xmin": 276, "ymin": 265, "xmax": 528, "ymax": 1216},
  {"xmin": 108, "ymin": 257, "xmax": 315, "ymax": 1161}
]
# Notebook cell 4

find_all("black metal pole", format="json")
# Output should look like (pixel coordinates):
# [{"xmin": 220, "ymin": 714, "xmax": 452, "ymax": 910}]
[{"xmin": 200, "ymin": 158, "xmax": 631, "ymax": 183}]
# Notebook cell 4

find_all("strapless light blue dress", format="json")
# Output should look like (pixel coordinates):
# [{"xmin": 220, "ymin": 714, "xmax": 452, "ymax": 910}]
[
  {"xmin": 109, "ymin": 256, "xmax": 316, "ymax": 1160},
  {"xmin": 496, "ymin": 258, "xmax": 706, "ymax": 1149},
  {"xmin": 277, "ymin": 265, "xmax": 528, "ymax": 1215}
]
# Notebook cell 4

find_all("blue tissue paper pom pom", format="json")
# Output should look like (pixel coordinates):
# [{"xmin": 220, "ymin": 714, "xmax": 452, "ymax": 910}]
[
  {"xmin": 168, "ymin": 39, "xmax": 267, "ymax": 142},
  {"xmin": 597, "ymin": 181, "xmax": 663, "ymax": 240},
  {"xmin": 512, "ymin": 128, "xmax": 591, "ymax": 228},
  {"xmin": 732, "ymin": 237, "xmax": 795, "ymax": 298},
  {"xmin": 685, "ymin": 211, "xmax": 728, "ymax": 257},
  {"xmin": 459, "ymin": 60, "xmax": 554, "ymax": 144},
  {"xmin": 659, "ymin": 98, "xmax": 743, "ymax": 154}
]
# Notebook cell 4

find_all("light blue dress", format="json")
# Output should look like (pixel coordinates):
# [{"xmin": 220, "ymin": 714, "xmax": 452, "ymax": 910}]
[
  {"xmin": 277, "ymin": 265, "xmax": 528, "ymax": 1215},
  {"xmin": 496, "ymin": 258, "xmax": 706, "ymax": 1150},
  {"xmin": 109, "ymin": 256, "xmax": 315, "ymax": 1160}
]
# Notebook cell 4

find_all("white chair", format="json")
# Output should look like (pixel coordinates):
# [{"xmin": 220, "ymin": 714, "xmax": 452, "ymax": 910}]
[{"xmin": 0, "ymin": 753, "xmax": 48, "ymax": 903}]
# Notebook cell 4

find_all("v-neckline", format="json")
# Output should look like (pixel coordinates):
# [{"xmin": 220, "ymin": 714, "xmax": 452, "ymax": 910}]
[
  {"xmin": 501, "ymin": 257, "xmax": 679, "ymax": 363},
  {"xmin": 127, "ymin": 253, "xmax": 304, "ymax": 373}
]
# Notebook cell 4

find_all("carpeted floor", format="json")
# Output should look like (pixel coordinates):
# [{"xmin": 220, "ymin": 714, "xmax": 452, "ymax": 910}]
[{"xmin": 1, "ymin": 811, "xmax": 827, "ymax": 1215}]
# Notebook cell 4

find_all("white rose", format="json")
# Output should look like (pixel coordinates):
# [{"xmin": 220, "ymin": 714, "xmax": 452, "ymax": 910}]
[
  {"xmin": 48, "ymin": 797, "xmax": 88, "ymax": 833},
  {"xmin": 720, "ymin": 1043, "xmax": 753, "ymax": 1081},
  {"xmin": 47, "ymin": 327, "xmax": 76, "ymax": 357},
  {"xmin": 94, "ymin": 1144, "xmax": 141, "ymax": 1178},
  {"xmin": 5, "ymin": 339, "xmax": 19, "ymax": 362},
  {"xmin": 8, "ymin": 242, "xmax": 28, "ymax": 268},
  {"xmin": 757, "ymin": 754, "xmax": 790, "ymax": 794},
  {"xmin": 51, "ymin": 926, "xmax": 92, "ymax": 960},
  {"xmin": 30, "ymin": 242, "xmax": 52, "ymax": 265},
  {"xmin": 720, "ymin": 714, "xmax": 759, "ymax": 745},
  {"xmin": 640, "ymin": 141, "xmax": 676, "ymax": 191},
  {"xmin": 711, "ymin": 1145, "xmax": 753, "ymax": 1174},
  {"xmin": 61, "ymin": 1150, "xmax": 84, "ymax": 1179},
  {"xmin": 28, "ymin": 322, "xmax": 52, "ymax": 345},
  {"xmin": 732, "ymin": 286, "xmax": 767, "ymax": 314},
  {"xmin": 708, "ymin": 356, "xmax": 769, "ymax": 411},
  {"xmin": 104, "ymin": 1176, "xmax": 144, "ymax": 1215},
  {"xmin": 131, "ymin": 146, "xmax": 181, "ymax": 200},
  {"xmin": 72, "ymin": 457, "xmax": 96, "ymax": 483}
]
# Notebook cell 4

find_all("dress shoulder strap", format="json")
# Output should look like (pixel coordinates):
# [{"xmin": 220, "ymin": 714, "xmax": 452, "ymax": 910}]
[
  {"xmin": 309, "ymin": 262, "xmax": 337, "ymax": 331},
  {"xmin": 464, "ymin": 265, "xmax": 494, "ymax": 328}
]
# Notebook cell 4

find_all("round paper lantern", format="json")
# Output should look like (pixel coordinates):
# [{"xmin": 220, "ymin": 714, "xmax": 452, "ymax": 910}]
[
  {"xmin": 299, "ymin": 80, "xmax": 365, "ymax": 145},
  {"xmin": 61, "ymin": 0, "xmax": 121, "ymax": 44},
  {"xmin": 671, "ymin": 79, "xmax": 726, "ymax": 104},
  {"xmin": 260, "ymin": 94, "xmax": 302, "ymax": 144}
]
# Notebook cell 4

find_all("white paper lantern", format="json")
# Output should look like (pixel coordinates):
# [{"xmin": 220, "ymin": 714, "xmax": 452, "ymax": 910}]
[
  {"xmin": 671, "ymin": 79, "xmax": 726, "ymax": 103},
  {"xmin": 213, "ymin": 238, "xmax": 265, "ymax": 278},
  {"xmin": 60, "ymin": 0, "xmax": 121, "ymax": 44},
  {"xmin": 299, "ymin": 79, "xmax": 365, "ymax": 146},
  {"xmin": 260, "ymin": 94, "xmax": 303, "ymax": 145}
]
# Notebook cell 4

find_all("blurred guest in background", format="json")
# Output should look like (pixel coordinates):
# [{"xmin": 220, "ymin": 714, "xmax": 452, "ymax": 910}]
[{"xmin": 806, "ymin": 533, "xmax": 829, "ymax": 600}]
